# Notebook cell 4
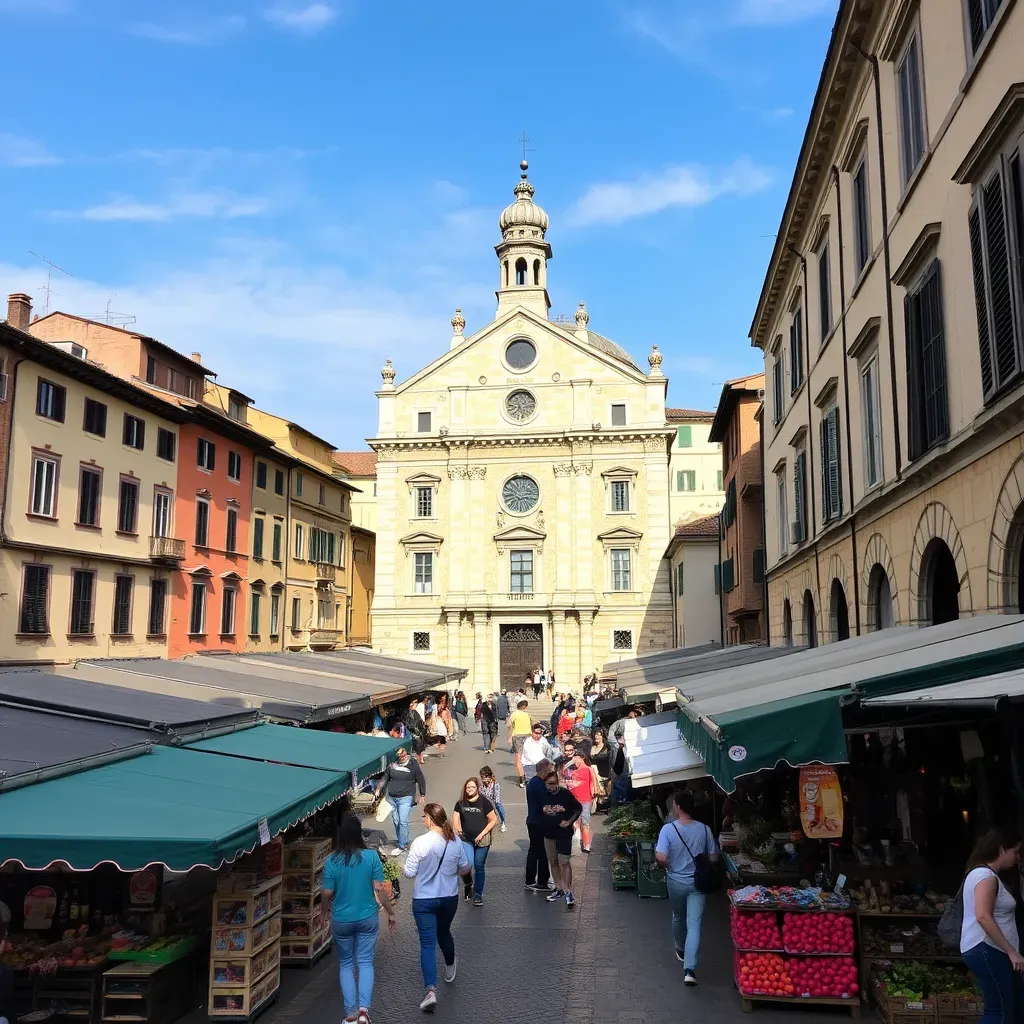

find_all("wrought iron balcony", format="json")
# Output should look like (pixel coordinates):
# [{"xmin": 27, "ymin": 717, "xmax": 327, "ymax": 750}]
[
  {"xmin": 315, "ymin": 562, "xmax": 337, "ymax": 583},
  {"xmin": 150, "ymin": 536, "xmax": 186, "ymax": 562}
]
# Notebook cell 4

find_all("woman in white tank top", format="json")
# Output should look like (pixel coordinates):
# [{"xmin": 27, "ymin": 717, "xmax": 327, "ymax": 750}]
[{"xmin": 959, "ymin": 828, "xmax": 1023, "ymax": 1024}]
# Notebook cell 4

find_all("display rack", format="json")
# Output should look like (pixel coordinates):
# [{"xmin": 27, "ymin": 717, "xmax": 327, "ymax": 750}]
[
  {"xmin": 32, "ymin": 962, "xmax": 109, "ymax": 1021},
  {"xmin": 101, "ymin": 958, "xmax": 193, "ymax": 1024},
  {"xmin": 280, "ymin": 838, "xmax": 331, "ymax": 966},
  {"xmin": 208, "ymin": 876, "xmax": 282, "ymax": 1021}
]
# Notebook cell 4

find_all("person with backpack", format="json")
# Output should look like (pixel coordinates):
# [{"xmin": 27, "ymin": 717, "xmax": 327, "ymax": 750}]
[
  {"xmin": 957, "ymin": 828, "xmax": 1024, "ymax": 1022},
  {"xmin": 654, "ymin": 788, "xmax": 721, "ymax": 986}
]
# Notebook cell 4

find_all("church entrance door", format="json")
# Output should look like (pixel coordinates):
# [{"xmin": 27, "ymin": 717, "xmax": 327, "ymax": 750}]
[{"xmin": 499, "ymin": 623, "xmax": 543, "ymax": 692}]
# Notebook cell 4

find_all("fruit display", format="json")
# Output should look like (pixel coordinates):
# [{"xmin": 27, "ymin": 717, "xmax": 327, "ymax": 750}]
[
  {"xmin": 731, "ymin": 908, "xmax": 782, "ymax": 950},
  {"xmin": 783, "ymin": 912, "xmax": 855, "ymax": 954},
  {"xmin": 737, "ymin": 952, "xmax": 792, "ymax": 997},
  {"xmin": 849, "ymin": 884, "xmax": 952, "ymax": 915},
  {"xmin": 862, "ymin": 921, "xmax": 934, "ymax": 958},
  {"xmin": 606, "ymin": 803, "xmax": 662, "ymax": 842},
  {"xmin": 0, "ymin": 930, "xmax": 111, "ymax": 973},
  {"xmin": 728, "ymin": 886, "xmax": 851, "ymax": 911},
  {"xmin": 788, "ymin": 957, "xmax": 859, "ymax": 998}
]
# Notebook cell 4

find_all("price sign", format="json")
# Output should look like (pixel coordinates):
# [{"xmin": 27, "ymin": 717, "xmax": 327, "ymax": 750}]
[
  {"xmin": 890, "ymin": 943, "xmax": 904, "ymax": 954},
  {"xmin": 257, "ymin": 818, "xmax": 271, "ymax": 846},
  {"xmin": 907, "ymin": 1001, "xmax": 924, "ymax": 1010}
]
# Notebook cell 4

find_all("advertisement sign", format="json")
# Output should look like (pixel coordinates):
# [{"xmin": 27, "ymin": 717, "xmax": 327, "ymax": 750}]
[
  {"xmin": 799, "ymin": 765, "xmax": 844, "ymax": 839},
  {"xmin": 125, "ymin": 867, "xmax": 163, "ymax": 909},
  {"xmin": 23, "ymin": 886, "xmax": 57, "ymax": 930}
]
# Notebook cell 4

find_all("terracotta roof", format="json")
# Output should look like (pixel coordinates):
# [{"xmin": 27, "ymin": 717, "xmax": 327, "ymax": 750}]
[
  {"xmin": 673, "ymin": 514, "xmax": 721, "ymax": 539},
  {"xmin": 332, "ymin": 451, "xmax": 378, "ymax": 477},
  {"xmin": 666, "ymin": 407, "xmax": 716, "ymax": 423}
]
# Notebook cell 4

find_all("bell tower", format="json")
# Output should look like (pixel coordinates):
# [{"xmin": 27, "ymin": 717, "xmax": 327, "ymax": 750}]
[{"xmin": 495, "ymin": 160, "xmax": 552, "ymax": 318}]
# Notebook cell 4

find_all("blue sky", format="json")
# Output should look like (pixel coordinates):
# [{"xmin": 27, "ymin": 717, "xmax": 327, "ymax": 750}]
[{"xmin": 0, "ymin": 0, "xmax": 837, "ymax": 448}]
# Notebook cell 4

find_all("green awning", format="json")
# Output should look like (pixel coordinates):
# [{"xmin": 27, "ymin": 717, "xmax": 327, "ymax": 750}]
[
  {"xmin": 0, "ymin": 746, "xmax": 347, "ymax": 872},
  {"xmin": 188, "ymin": 725, "xmax": 401, "ymax": 786},
  {"xmin": 678, "ymin": 688, "xmax": 850, "ymax": 792}
]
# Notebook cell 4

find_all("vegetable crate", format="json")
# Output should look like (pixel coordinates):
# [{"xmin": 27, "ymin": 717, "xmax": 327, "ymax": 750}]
[
  {"xmin": 634, "ymin": 842, "xmax": 667, "ymax": 899},
  {"xmin": 611, "ymin": 842, "xmax": 637, "ymax": 891}
]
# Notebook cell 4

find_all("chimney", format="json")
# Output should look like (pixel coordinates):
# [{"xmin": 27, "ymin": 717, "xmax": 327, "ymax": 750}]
[
  {"xmin": 191, "ymin": 351, "xmax": 203, "ymax": 365},
  {"xmin": 7, "ymin": 293, "xmax": 32, "ymax": 331}
]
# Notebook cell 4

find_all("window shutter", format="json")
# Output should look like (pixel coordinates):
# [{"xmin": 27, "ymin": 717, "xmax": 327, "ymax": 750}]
[
  {"xmin": 819, "ymin": 418, "xmax": 829, "ymax": 522},
  {"xmin": 794, "ymin": 453, "xmax": 805, "ymax": 541},
  {"xmin": 832, "ymin": 408, "xmax": 843, "ymax": 517},
  {"xmin": 919, "ymin": 261, "xmax": 949, "ymax": 446},
  {"xmin": 967, "ymin": 0, "xmax": 985, "ymax": 51},
  {"xmin": 905, "ymin": 289, "xmax": 924, "ymax": 460},
  {"xmin": 969, "ymin": 203, "xmax": 995, "ymax": 399},
  {"xmin": 753, "ymin": 548, "xmax": 764, "ymax": 585},
  {"xmin": 54, "ymin": 386, "xmax": 66, "ymax": 422},
  {"xmin": 676, "ymin": 470, "xmax": 684, "ymax": 491},
  {"xmin": 713, "ymin": 564, "xmax": 721, "ymax": 595},
  {"xmin": 677, "ymin": 563, "xmax": 685, "ymax": 596},
  {"xmin": 982, "ymin": 172, "xmax": 1020, "ymax": 392},
  {"xmin": 789, "ymin": 323, "xmax": 797, "ymax": 395},
  {"xmin": 677, "ymin": 425, "xmax": 692, "ymax": 447}
]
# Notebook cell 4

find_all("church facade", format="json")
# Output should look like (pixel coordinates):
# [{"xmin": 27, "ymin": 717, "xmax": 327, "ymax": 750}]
[{"xmin": 368, "ymin": 164, "xmax": 675, "ymax": 691}]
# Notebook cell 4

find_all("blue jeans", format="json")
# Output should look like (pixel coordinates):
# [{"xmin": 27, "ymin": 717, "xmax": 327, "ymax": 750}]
[
  {"xmin": 962, "ymin": 941, "xmax": 1024, "ymax": 1024},
  {"xmin": 460, "ymin": 840, "xmax": 490, "ymax": 896},
  {"xmin": 667, "ymin": 878, "xmax": 707, "ymax": 970},
  {"xmin": 331, "ymin": 914, "xmax": 379, "ymax": 1015},
  {"xmin": 390, "ymin": 794, "xmax": 413, "ymax": 849},
  {"xmin": 493, "ymin": 800, "xmax": 506, "ymax": 825},
  {"xmin": 411, "ymin": 896, "xmax": 458, "ymax": 989}
]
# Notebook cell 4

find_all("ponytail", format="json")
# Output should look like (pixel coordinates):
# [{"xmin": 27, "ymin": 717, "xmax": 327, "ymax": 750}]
[{"xmin": 423, "ymin": 802, "xmax": 456, "ymax": 842}]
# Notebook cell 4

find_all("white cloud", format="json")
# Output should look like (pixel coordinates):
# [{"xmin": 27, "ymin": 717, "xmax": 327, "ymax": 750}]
[
  {"xmin": 53, "ymin": 191, "xmax": 271, "ymax": 222},
  {"xmin": 733, "ymin": 0, "xmax": 837, "ymax": 25},
  {"xmin": 567, "ymin": 159, "xmax": 773, "ymax": 227},
  {"xmin": 0, "ymin": 133, "xmax": 62, "ymax": 168},
  {"xmin": 129, "ymin": 15, "xmax": 246, "ymax": 45},
  {"xmin": 263, "ymin": 3, "xmax": 337, "ymax": 33}
]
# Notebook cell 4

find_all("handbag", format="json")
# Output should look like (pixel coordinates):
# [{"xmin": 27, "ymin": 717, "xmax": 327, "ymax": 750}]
[
  {"xmin": 937, "ymin": 878, "xmax": 968, "ymax": 950},
  {"xmin": 374, "ymin": 796, "xmax": 393, "ymax": 824},
  {"xmin": 674, "ymin": 822, "xmax": 722, "ymax": 894},
  {"xmin": 475, "ymin": 830, "xmax": 492, "ymax": 849}
]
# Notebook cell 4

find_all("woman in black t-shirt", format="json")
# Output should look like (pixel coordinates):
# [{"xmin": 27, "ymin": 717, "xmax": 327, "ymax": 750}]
[{"xmin": 452, "ymin": 778, "xmax": 498, "ymax": 906}]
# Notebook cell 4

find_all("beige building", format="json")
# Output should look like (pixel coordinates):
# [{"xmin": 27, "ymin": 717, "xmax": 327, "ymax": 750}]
[
  {"xmin": 667, "ymin": 409, "xmax": 725, "ymax": 525},
  {"xmin": 752, "ymin": 0, "xmax": 1024, "ymax": 646},
  {"xmin": 666, "ymin": 514, "xmax": 722, "ymax": 648},
  {"xmin": 333, "ymin": 451, "xmax": 377, "ymax": 532},
  {"xmin": 369, "ymin": 164, "xmax": 675, "ymax": 689},
  {"xmin": 349, "ymin": 526, "xmax": 375, "ymax": 646}
]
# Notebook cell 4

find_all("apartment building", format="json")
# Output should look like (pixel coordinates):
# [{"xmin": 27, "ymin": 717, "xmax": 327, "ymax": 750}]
[
  {"xmin": 752, "ymin": 0, "xmax": 1024, "ymax": 646},
  {"xmin": 349, "ymin": 526, "xmax": 375, "ymax": 645},
  {"xmin": 665, "ymin": 514, "xmax": 722, "ymax": 648},
  {"xmin": 0, "ymin": 307, "xmax": 185, "ymax": 661},
  {"xmin": 667, "ymin": 408, "xmax": 725, "ymax": 525},
  {"xmin": 333, "ymin": 451, "xmax": 377, "ymax": 532},
  {"xmin": 709, "ymin": 374, "xmax": 766, "ymax": 644}
]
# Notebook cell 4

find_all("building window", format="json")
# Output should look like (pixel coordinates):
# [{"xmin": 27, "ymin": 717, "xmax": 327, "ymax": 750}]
[
  {"xmin": 772, "ymin": 348, "xmax": 785, "ymax": 425},
  {"xmin": 195, "ymin": 497, "xmax": 210, "ymax": 547},
  {"xmin": 225, "ymin": 507, "xmax": 237, "ymax": 552},
  {"xmin": 220, "ymin": 586, "xmax": 236, "ymax": 636},
  {"xmin": 338, "ymin": 533, "xmax": 346, "ymax": 568},
  {"xmin": 415, "ymin": 486, "xmax": 433, "ymax": 518},
  {"xmin": 412, "ymin": 630, "xmax": 431, "ymax": 652},
  {"xmin": 117, "ymin": 477, "xmax": 139, "ymax": 534},
  {"xmin": 510, "ymin": 550, "xmax": 534, "ymax": 593},
  {"xmin": 611, "ymin": 549, "xmax": 632, "ymax": 591},
  {"xmin": 818, "ymin": 241, "xmax": 832, "ymax": 340},
  {"xmin": 294, "ymin": 523, "xmax": 304, "ymax": 560},
  {"xmin": 146, "ymin": 356, "xmax": 159, "ymax": 385},
  {"xmin": 250, "ymin": 592, "xmax": 261, "ymax": 636},
  {"xmin": 227, "ymin": 450, "xmax": 242, "ymax": 482},
  {"xmin": 274, "ymin": 469, "xmax": 285, "ymax": 495},
  {"xmin": 255, "ymin": 461, "xmax": 267, "ymax": 489},
  {"xmin": 676, "ymin": 425, "xmax": 692, "ymax": 447},
  {"xmin": 789, "ymin": 308, "xmax": 804, "ymax": 394},
  {"xmin": 272, "ymin": 522, "xmax": 282, "ymax": 561},
  {"xmin": 612, "ymin": 629, "xmax": 633, "ymax": 651},
  {"xmin": 112, "ymin": 575, "xmax": 133, "ymax": 635},
  {"xmin": 250, "ymin": 517, "xmax": 263, "ymax": 558},
  {"xmin": 777, "ymin": 471, "xmax": 788, "ymax": 556},
  {"xmin": 309, "ymin": 526, "xmax": 334, "ymax": 564},
  {"xmin": 78, "ymin": 467, "xmax": 101, "ymax": 527},
  {"xmin": 291, "ymin": 596, "xmax": 302, "ymax": 629},
  {"xmin": 189, "ymin": 581, "xmax": 206, "ymax": 635},
  {"xmin": 716, "ymin": 469, "xmax": 724, "ymax": 490},
  {"xmin": 793, "ymin": 449, "xmax": 808, "ymax": 545},
  {"xmin": 677, "ymin": 562, "xmax": 685, "ymax": 596},
  {"xmin": 153, "ymin": 488, "xmax": 172, "ymax": 538},
  {"xmin": 83, "ymin": 398, "xmax": 107, "ymax": 437},
  {"xmin": 853, "ymin": 156, "xmax": 871, "ymax": 277},
  {"xmin": 69, "ymin": 570, "xmax": 95, "ymax": 635},
  {"xmin": 676, "ymin": 470, "xmax": 696, "ymax": 493},
  {"xmin": 270, "ymin": 591, "xmax": 281, "ymax": 636},
  {"xmin": 966, "ymin": 0, "xmax": 1006, "ymax": 54},
  {"xmin": 197, "ymin": 437, "xmax": 216, "ymax": 471},
  {"xmin": 414, "ymin": 552, "xmax": 433, "ymax": 594},
  {"xmin": 611, "ymin": 480, "xmax": 630, "ymax": 512},
  {"xmin": 318, "ymin": 483, "xmax": 326, "ymax": 505},
  {"xmin": 20, "ymin": 565, "xmax": 49, "ymax": 634},
  {"xmin": 156, "ymin": 428, "xmax": 176, "ymax": 462},
  {"xmin": 820, "ymin": 407, "xmax": 843, "ymax": 523},
  {"xmin": 148, "ymin": 579, "xmax": 167, "ymax": 636},
  {"xmin": 897, "ymin": 32, "xmax": 926, "ymax": 185},
  {"xmin": 417, "ymin": 411, "xmax": 432, "ymax": 433},
  {"xmin": 36, "ymin": 379, "xmax": 66, "ymax": 422},
  {"xmin": 228, "ymin": 396, "xmax": 246, "ymax": 422},
  {"xmin": 610, "ymin": 403, "xmax": 626, "ymax": 427},
  {"xmin": 317, "ymin": 598, "xmax": 333, "ymax": 628},
  {"xmin": 122, "ymin": 414, "xmax": 145, "ymax": 450},
  {"xmin": 295, "ymin": 472, "xmax": 304, "ymax": 497},
  {"xmin": 906, "ymin": 259, "xmax": 949, "ymax": 458},
  {"xmin": 861, "ymin": 356, "xmax": 883, "ymax": 488}
]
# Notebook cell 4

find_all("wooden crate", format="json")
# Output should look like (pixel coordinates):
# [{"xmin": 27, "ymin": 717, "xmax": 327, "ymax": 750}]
[
  {"xmin": 210, "ymin": 943, "xmax": 280, "ymax": 989},
  {"xmin": 211, "ymin": 911, "xmax": 281, "ymax": 957},
  {"xmin": 282, "ymin": 838, "xmax": 330, "ymax": 873},
  {"xmin": 207, "ymin": 963, "xmax": 279, "ymax": 1019},
  {"xmin": 211, "ymin": 878, "xmax": 282, "ymax": 931}
]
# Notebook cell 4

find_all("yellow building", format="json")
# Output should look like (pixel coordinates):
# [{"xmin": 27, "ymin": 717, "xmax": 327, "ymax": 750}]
[
  {"xmin": 349, "ymin": 526, "xmax": 375, "ymax": 646},
  {"xmin": 667, "ymin": 409, "xmax": 725, "ymax": 525},
  {"xmin": 0, "ymin": 315, "xmax": 184, "ymax": 662},
  {"xmin": 752, "ymin": 0, "xmax": 1024, "ymax": 644},
  {"xmin": 333, "ymin": 451, "xmax": 377, "ymax": 532},
  {"xmin": 246, "ymin": 407, "xmax": 357, "ymax": 650},
  {"xmin": 369, "ymin": 164, "xmax": 675, "ymax": 689}
]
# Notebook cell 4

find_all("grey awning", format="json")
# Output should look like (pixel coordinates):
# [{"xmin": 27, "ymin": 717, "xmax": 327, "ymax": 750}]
[{"xmin": 860, "ymin": 667, "xmax": 1024, "ymax": 708}]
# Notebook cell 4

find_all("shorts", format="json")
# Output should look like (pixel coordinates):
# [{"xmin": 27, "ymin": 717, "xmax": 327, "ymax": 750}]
[
  {"xmin": 544, "ymin": 835, "xmax": 573, "ymax": 860},
  {"xmin": 483, "ymin": 722, "xmax": 498, "ymax": 737},
  {"xmin": 513, "ymin": 735, "xmax": 527, "ymax": 754},
  {"xmin": 578, "ymin": 803, "xmax": 591, "ymax": 826}
]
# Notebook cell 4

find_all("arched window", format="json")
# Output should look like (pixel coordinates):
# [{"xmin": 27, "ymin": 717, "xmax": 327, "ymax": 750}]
[
  {"xmin": 922, "ymin": 538, "xmax": 960, "ymax": 625},
  {"xmin": 515, "ymin": 258, "xmax": 528, "ymax": 286},
  {"xmin": 866, "ymin": 563, "xmax": 894, "ymax": 630},
  {"xmin": 830, "ymin": 579, "xmax": 850, "ymax": 641},
  {"xmin": 504, "ymin": 260, "xmax": 509, "ymax": 287},
  {"xmin": 533, "ymin": 259, "xmax": 541, "ymax": 285},
  {"xmin": 803, "ymin": 589, "xmax": 818, "ymax": 648},
  {"xmin": 783, "ymin": 598, "xmax": 793, "ymax": 647}
]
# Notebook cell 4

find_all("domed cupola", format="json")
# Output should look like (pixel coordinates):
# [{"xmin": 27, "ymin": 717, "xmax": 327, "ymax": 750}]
[
  {"xmin": 499, "ymin": 163, "xmax": 550, "ymax": 238},
  {"xmin": 495, "ymin": 160, "xmax": 553, "ymax": 318}
]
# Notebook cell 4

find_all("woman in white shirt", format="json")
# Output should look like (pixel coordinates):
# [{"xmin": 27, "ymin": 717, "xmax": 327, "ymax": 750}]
[
  {"xmin": 960, "ymin": 827, "xmax": 1024, "ymax": 1024},
  {"xmin": 403, "ymin": 803, "xmax": 471, "ymax": 1012}
]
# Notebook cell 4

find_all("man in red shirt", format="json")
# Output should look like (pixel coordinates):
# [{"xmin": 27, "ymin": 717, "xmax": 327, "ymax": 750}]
[{"xmin": 560, "ymin": 741, "xmax": 595, "ymax": 853}]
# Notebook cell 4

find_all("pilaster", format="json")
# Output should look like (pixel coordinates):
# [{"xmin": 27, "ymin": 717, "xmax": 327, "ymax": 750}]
[
  {"xmin": 468, "ymin": 466, "xmax": 487, "ymax": 593},
  {"xmin": 579, "ymin": 610, "xmax": 595, "ymax": 680},
  {"xmin": 573, "ymin": 459, "xmax": 594, "ymax": 595},
  {"xmin": 553, "ymin": 462, "xmax": 573, "ymax": 596},
  {"xmin": 447, "ymin": 463, "xmax": 470, "ymax": 596}
]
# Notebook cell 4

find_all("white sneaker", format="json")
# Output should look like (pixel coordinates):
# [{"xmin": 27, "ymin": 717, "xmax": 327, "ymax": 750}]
[
  {"xmin": 444, "ymin": 957, "xmax": 457, "ymax": 983},
  {"xmin": 419, "ymin": 989, "xmax": 437, "ymax": 1012},
  {"xmin": 500, "ymin": 823, "xmax": 507, "ymax": 833},
  {"xmin": 390, "ymin": 847, "xmax": 403, "ymax": 857}
]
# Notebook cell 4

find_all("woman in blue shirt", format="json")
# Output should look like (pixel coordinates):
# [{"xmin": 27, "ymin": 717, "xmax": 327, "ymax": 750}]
[{"xmin": 322, "ymin": 815, "xmax": 397, "ymax": 1024}]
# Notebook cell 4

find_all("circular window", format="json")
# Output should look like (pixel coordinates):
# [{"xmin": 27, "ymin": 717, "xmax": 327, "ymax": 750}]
[
  {"xmin": 505, "ymin": 339, "xmax": 537, "ymax": 371},
  {"xmin": 502, "ymin": 475, "xmax": 540, "ymax": 514},
  {"xmin": 505, "ymin": 389, "xmax": 536, "ymax": 422}
]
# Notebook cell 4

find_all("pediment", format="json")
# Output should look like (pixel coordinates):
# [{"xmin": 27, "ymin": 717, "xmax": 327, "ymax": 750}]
[
  {"xmin": 399, "ymin": 530, "xmax": 444, "ymax": 547},
  {"xmin": 597, "ymin": 526, "xmax": 644, "ymax": 543},
  {"xmin": 405, "ymin": 472, "xmax": 442, "ymax": 486},
  {"xmin": 184, "ymin": 564, "xmax": 214, "ymax": 577},
  {"xmin": 493, "ymin": 524, "xmax": 547, "ymax": 544},
  {"xmin": 600, "ymin": 465, "xmax": 639, "ymax": 479}
]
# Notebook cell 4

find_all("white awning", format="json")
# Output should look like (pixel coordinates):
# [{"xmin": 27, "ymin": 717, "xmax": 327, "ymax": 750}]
[
  {"xmin": 861, "ymin": 668, "xmax": 1024, "ymax": 708},
  {"xmin": 623, "ymin": 711, "xmax": 705, "ymax": 788}
]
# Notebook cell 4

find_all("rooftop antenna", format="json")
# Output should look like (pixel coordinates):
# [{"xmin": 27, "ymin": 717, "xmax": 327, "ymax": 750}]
[
  {"xmin": 93, "ymin": 296, "xmax": 136, "ymax": 329},
  {"xmin": 28, "ymin": 250, "xmax": 75, "ymax": 316}
]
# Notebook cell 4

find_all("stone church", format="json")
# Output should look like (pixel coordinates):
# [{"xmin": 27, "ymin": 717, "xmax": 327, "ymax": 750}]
[{"xmin": 369, "ymin": 163, "xmax": 675, "ymax": 691}]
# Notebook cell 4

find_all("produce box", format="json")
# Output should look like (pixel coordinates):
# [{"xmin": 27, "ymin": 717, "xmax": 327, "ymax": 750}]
[
  {"xmin": 611, "ymin": 843, "xmax": 636, "ymax": 890},
  {"xmin": 634, "ymin": 842, "xmax": 667, "ymax": 900}
]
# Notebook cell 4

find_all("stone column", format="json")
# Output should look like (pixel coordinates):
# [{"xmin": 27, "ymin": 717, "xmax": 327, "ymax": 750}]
[
  {"xmin": 468, "ymin": 466, "xmax": 487, "ymax": 594},
  {"xmin": 573, "ymin": 460, "xmax": 594, "ymax": 595},
  {"xmin": 579, "ymin": 610, "xmax": 595, "ymax": 681},
  {"xmin": 473, "ymin": 612, "xmax": 491, "ymax": 694},
  {"xmin": 553, "ymin": 462, "xmax": 574, "ymax": 597},
  {"xmin": 372, "ymin": 449, "xmax": 399, "ymax": 602},
  {"xmin": 447, "ymin": 464, "xmax": 469, "ymax": 598},
  {"xmin": 549, "ymin": 609, "xmax": 564, "ymax": 684}
]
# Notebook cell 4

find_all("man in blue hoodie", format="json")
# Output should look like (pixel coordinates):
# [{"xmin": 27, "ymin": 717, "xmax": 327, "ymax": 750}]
[{"xmin": 524, "ymin": 758, "xmax": 553, "ymax": 891}]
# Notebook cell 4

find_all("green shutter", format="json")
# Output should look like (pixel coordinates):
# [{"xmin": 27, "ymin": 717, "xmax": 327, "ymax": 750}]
[
  {"xmin": 676, "ymin": 470, "xmax": 685, "ymax": 491},
  {"xmin": 753, "ymin": 548, "xmax": 765, "ymax": 585},
  {"xmin": 713, "ymin": 564, "xmax": 721, "ymax": 595},
  {"xmin": 677, "ymin": 563, "xmax": 685, "ymax": 596},
  {"xmin": 717, "ymin": 469, "xmax": 723, "ymax": 490},
  {"xmin": 677, "ymin": 425, "xmax": 692, "ymax": 447}
]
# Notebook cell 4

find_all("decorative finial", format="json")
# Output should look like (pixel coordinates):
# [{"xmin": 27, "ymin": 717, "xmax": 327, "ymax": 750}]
[
  {"xmin": 648, "ymin": 344, "xmax": 664, "ymax": 377},
  {"xmin": 575, "ymin": 301, "xmax": 590, "ymax": 330},
  {"xmin": 381, "ymin": 358, "xmax": 396, "ymax": 388},
  {"xmin": 520, "ymin": 159, "xmax": 529, "ymax": 178},
  {"xmin": 451, "ymin": 308, "xmax": 465, "ymax": 336}
]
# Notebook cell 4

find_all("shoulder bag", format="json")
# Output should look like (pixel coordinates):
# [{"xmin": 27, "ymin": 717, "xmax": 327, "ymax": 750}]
[
  {"xmin": 937, "ymin": 876, "xmax": 970, "ymax": 950},
  {"xmin": 674, "ymin": 822, "xmax": 722, "ymax": 894},
  {"xmin": 422, "ymin": 841, "xmax": 451, "ymax": 886}
]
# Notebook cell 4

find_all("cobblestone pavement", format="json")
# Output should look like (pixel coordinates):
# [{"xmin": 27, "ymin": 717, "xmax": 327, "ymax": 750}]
[{"xmin": 258, "ymin": 721, "xmax": 856, "ymax": 1024}]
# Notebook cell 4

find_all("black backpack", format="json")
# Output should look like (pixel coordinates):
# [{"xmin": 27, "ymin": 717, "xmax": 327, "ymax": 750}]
[{"xmin": 674, "ymin": 822, "xmax": 722, "ymax": 894}]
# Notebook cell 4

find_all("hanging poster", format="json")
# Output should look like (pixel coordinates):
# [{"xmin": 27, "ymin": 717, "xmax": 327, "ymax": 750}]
[
  {"xmin": 23, "ymin": 886, "xmax": 57, "ymax": 930},
  {"xmin": 799, "ymin": 765, "xmax": 844, "ymax": 839}
]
